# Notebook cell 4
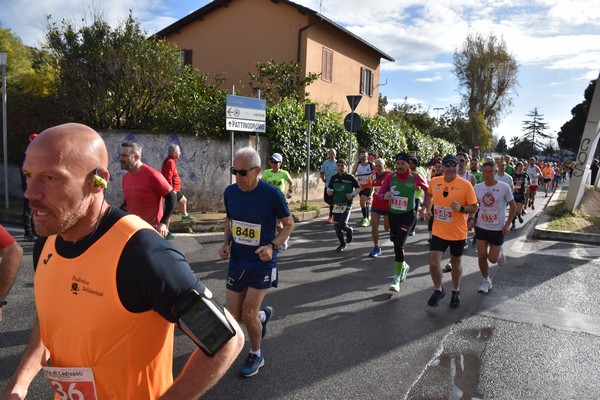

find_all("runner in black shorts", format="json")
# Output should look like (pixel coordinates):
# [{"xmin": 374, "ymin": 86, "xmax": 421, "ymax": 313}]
[
  {"xmin": 473, "ymin": 161, "xmax": 516, "ymax": 294},
  {"xmin": 511, "ymin": 162, "xmax": 529, "ymax": 230}
]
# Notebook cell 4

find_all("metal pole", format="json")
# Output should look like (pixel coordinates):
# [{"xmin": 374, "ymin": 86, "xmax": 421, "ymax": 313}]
[
  {"xmin": 1, "ymin": 56, "xmax": 8, "ymax": 209},
  {"xmin": 305, "ymin": 120, "xmax": 311, "ymax": 205},
  {"xmin": 230, "ymin": 85, "xmax": 235, "ymax": 185},
  {"xmin": 256, "ymin": 89, "xmax": 260, "ymax": 150},
  {"xmin": 349, "ymin": 114, "xmax": 353, "ymax": 162}
]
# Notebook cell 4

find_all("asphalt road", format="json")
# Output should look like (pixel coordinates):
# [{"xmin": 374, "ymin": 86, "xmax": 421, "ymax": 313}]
[{"xmin": 1, "ymin": 190, "xmax": 599, "ymax": 399}]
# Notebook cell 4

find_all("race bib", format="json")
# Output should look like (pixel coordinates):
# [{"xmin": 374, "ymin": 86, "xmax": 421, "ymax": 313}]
[
  {"xmin": 390, "ymin": 195, "xmax": 409, "ymax": 211},
  {"xmin": 332, "ymin": 203, "xmax": 348, "ymax": 214},
  {"xmin": 514, "ymin": 183, "xmax": 521, "ymax": 189},
  {"xmin": 357, "ymin": 175, "xmax": 370, "ymax": 185},
  {"xmin": 43, "ymin": 367, "xmax": 98, "ymax": 400},
  {"xmin": 481, "ymin": 211, "xmax": 499, "ymax": 224},
  {"xmin": 231, "ymin": 220, "xmax": 261, "ymax": 246},
  {"xmin": 434, "ymin": 206, "xmax": 453, "ymax": 222}
]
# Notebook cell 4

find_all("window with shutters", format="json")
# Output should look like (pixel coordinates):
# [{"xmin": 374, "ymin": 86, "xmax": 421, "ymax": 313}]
[
  {"xmin": 360, "ymin": 67, "xmax": 374, "ymax": 96},
  {"xmin": 322, "ymin": 48, "xmax": 333, "ymax": 82},
  {"xmin": 180, "ymin": 49, "xmax": 193, "ymax": 66}
]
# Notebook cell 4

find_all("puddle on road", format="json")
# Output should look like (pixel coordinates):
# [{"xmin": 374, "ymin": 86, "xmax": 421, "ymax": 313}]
[{"xmin": 407, "ymin": 328, "xmax": 492, "ymax": 400}]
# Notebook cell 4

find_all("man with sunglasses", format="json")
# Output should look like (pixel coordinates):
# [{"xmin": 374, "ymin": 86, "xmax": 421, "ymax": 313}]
[
  {"xmin": 378, "ymin": 152, "xmax": 429, "ymax": 292},
  {"xmin": 425, "ymin": 155, "xmax": 478, "ymax": 308},
  {"xmin": 262, "ymin": 153, "xmax": 294, "ymax": 250},
  {"xmin": 327, "ymin": 160, "xmax": 361, "ymax": 251},
  {"xmin": 220, "ymin": 147, "xmax": 294, "ymax": 378}
]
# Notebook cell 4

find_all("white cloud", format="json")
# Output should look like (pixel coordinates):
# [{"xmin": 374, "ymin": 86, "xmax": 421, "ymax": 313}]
[{"xmin": 415, "ymin": 75, "xmax": 443, "ymax": 82}]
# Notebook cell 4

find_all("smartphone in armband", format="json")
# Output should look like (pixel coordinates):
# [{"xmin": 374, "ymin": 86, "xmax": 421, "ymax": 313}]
[{"xmin": 171, "ymin": 288, "xmax": 236, "ymax": 357}]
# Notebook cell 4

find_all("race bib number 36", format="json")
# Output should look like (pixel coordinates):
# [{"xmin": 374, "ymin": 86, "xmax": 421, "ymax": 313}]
[
  {"xmin": 232, "ymin": 220, "xmax": 261, "ymax": 246},
  {"xmin": 42, "ymin": 367, "xmax": 98, "ymax": 400}
]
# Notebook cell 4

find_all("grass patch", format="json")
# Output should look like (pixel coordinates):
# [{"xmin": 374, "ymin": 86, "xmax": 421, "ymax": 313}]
[
  {"xmin": 208, "ymin": 226, "xmax": 224, "ymax": 233},
  {"xmin": 546, "ymin": 199, "xmax": 600, "ymax": 233}
]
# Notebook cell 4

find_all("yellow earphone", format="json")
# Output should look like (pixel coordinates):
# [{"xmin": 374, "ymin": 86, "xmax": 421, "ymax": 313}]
[{"xmin": 93, "ymin": 168, "xmax": 108, "ymax": 189}]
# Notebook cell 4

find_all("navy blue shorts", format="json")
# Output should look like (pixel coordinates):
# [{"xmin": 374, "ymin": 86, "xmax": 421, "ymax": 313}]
[
  {"xmin": 226, "ymin": 266, "xmax": 278, "ymax": 293},
  {"xmin": 371, "ymin": 207, "xmax": 389, "ymax": 216}
]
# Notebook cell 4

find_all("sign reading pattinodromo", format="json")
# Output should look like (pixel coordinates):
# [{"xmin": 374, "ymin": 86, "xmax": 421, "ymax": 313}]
[{"xmin": 226, "ymin": 94, "xmax": 266, "ymax": 133}]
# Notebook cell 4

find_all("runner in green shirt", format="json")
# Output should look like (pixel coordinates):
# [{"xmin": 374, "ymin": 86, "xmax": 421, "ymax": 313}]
[{"xmin": 262, "ymin": 153, "xmax": 294, "ymax": 250}]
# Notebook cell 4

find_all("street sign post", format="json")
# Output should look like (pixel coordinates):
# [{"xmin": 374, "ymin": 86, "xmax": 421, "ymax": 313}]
[
  {"xmin": 346, "ymin": 95, "xmax": 362, "ymax": 160},
  {"xmin": 226, "ymin": 94, "xmax": 266, "ymax": 133}
]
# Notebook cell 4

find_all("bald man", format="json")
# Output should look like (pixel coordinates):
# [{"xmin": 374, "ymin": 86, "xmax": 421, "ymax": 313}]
[{"xmin": 4, "ymin": 123, "xmax": 243, "ymax": 399}]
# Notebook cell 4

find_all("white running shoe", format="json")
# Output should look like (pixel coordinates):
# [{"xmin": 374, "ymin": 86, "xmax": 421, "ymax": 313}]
[
  {"xmin": 498, "ymin": 250, "xmax": 506, "ymax": 267},
  {"xmin": 399, "ymin": 262, "xmax": 410, "ymax": 282},
  {"xmin": 389, "ymin": 276, "xmax": 400, "ymax": 292},
  {"xmin": 478, "ymin": 278, "xmax": 493, "ymax": 293}
]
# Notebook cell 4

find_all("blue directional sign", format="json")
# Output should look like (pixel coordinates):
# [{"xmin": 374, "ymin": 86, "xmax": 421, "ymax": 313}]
[{"xmin": 226, "ymin": 95, "xmax": 267, "ymax": 133}]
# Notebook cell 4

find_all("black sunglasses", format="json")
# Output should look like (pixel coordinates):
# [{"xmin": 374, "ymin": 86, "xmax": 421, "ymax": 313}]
[{"xmin": 231, "ymin": 166, "xmax": 258, "ymax": 176}]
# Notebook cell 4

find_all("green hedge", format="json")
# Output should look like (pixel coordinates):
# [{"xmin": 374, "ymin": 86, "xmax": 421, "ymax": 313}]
[{"xmin": 266, "ymin": 100, "xmax": 455, "ymax": 173}]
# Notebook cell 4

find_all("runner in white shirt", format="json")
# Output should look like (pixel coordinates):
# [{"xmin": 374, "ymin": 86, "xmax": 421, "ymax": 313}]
[
  {"xmin": 525, "ymin": 157, "xmax": 543, "ymax": 210},
  {"xmin": 473, "ymin": 160, "xmax": 517, "ymax": 294},
  {"xmin": 494, "ymin": 159, "xmax": 514, "ymax": 191}
]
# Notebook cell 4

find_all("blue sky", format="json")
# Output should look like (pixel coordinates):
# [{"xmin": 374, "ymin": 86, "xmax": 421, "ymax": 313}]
[{"xmin": 2, "ymin": 0, "xmax": 599, "ymax": 146}]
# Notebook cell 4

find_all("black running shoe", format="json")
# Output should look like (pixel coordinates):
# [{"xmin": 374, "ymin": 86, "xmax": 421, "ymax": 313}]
[
  {"xmin": 346, "ymin": 227, "xmax": 353, "ymax": 243},
  {"xmin": 427, "ymin": 288, "xmax": 445, "ymax": 307},
  {"xmin": 336, "ymin": 244, "xmax": 346, "ymax": 252},
  {"xmin": 450, "ymin": 291, "xmax": 461, "ymax": 308}
]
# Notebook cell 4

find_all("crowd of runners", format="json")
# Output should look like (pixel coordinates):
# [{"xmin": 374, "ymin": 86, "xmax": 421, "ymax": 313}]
[{"xmin": 315, "ymin": 149, "xmax": 574, "ymax": 307}]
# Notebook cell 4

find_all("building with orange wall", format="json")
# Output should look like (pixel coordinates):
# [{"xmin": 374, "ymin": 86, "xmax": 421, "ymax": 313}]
[{"xmin": 155, "ymin": 0, "xmax": 395, "ymax": 116}]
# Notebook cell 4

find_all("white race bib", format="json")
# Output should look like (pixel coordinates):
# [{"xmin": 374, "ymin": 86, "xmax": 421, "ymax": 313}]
[
  {"xmin": 357, "ymin": 175, "xmax": 369, "ymax": 185},
  {"xmin": 434, "ymin": 206, "xmax": 453, "ymax": 222},
  {"xmin": 481, "ymin": 211, "xmax": 498, "ymax": 224},
  {"xmin": 231, "ymin": 219, "xmax": 261, "ymax": 246},
  {"xmin": 390, "ymin": 195, "xmax": 409, "ymax": 211},
  {"xmin": 43, "ymin": 367, "xmax": 98, "ymax": 400}
]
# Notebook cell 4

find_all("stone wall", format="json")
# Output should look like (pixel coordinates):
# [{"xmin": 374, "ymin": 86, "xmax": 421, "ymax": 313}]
[{"xmin": 0, "ymin": 130, "xmax": 325, "ymax": 212}]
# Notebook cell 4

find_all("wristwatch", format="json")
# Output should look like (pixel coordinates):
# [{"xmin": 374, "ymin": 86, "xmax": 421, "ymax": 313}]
[
  {"xmin": 0, "ymin": 299, "xmax": 7, "ymax": 308},
  {"xmin": 269, "ymin": 242, "xmax": 277, "ymax": 251}
]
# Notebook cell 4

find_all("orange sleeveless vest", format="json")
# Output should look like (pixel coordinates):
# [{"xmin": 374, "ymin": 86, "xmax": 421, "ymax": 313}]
[{"xmin": 34, "ymin": 215, "xmax": 174, "ymax": 399}]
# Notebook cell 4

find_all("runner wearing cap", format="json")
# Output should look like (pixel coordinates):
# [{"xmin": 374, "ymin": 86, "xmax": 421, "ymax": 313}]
[
  {"xmin": 262, "ymin": 153, "xmax": 294, "ymax": 251},
  {"xmin": 425, "ymin": 154, "xmax": 478, "ymax": 308},
  {"xmin": 327, "ymin": 160, "xmax": 360, "ymax": 252},
  {"xmin": 377, "ymin": 152, "xmax": 429, "ymax": 292}
]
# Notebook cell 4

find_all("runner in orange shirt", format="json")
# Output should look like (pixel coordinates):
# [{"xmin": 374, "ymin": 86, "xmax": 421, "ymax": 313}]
[
  {"xmin": 425, "ymin": 155, "xmax": 478, "ymax": 308},
  {"xmin": 541, "ymin": 162, "xmax": 555, "ymax": 197}
]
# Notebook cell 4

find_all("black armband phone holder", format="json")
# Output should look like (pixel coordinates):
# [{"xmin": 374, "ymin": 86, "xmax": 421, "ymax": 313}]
[{"xmin": 171, "ymin": 288, "xmax": 236, "ymax": 357}]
